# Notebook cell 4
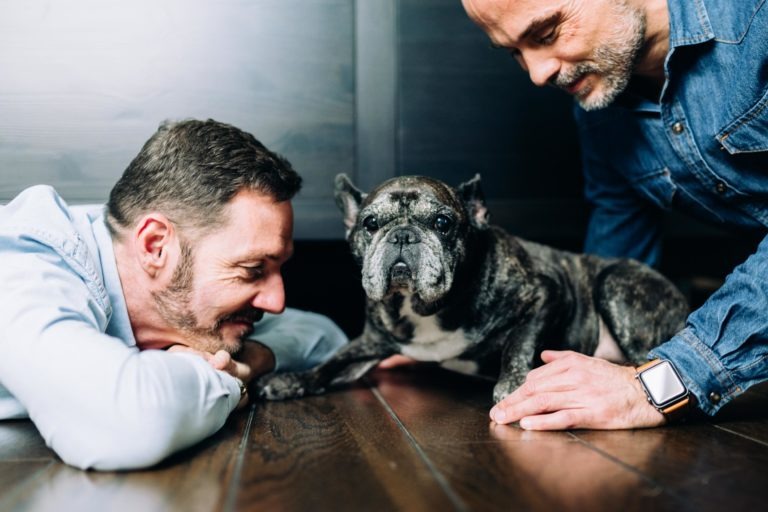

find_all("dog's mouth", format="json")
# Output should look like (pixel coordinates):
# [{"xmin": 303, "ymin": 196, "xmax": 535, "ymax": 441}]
[{"xmin": 389, "ymin": 260, "xmax": 412, "ymax": 285}]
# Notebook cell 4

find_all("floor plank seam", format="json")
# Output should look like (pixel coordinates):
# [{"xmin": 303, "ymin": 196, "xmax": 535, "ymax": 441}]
[
  {"xmin": 368, "ymin": 382, "xmax": 469, "ymax": 512},
  {"xmin": 222, "ymin": 403, "xmax": 257, "ymax": 512},
  {"xmin": 713, "ymin": 424, "xmax": 768, "ymax": 448},
  {"xmin": 568, "ymin": 432, "xmax": 681, "ymax": 500}
]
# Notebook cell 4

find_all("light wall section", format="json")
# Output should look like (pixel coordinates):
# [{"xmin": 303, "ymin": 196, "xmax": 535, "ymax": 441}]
[{"xmin": 0, "ymin": 0, "xmax": 355, "ymax": 240}]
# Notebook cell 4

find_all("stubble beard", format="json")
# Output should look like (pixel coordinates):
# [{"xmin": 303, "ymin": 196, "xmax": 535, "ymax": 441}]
[
  {"xmin": 152, "ymin": 240, "xmax": 260, "ymax": 354},
  {"xmin": 555, "ymin": 1, "xmax": 647, "ymax": 111}
]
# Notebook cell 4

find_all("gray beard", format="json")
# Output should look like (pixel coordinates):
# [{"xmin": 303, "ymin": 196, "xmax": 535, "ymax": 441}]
[{"xmin": 554, "ymin": 3, "xmax": 647, "ymax": 111}]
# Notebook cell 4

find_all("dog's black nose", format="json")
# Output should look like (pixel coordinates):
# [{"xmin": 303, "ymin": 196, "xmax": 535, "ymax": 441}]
[{"xmin": 387, "ymin": 226, "xmax": 421, "ymax": 245}]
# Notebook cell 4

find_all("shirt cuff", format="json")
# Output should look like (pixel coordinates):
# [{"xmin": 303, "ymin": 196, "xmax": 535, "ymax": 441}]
[{"xmin": 649, "ymin": 327, "xmax": 742, "ymax": 416}]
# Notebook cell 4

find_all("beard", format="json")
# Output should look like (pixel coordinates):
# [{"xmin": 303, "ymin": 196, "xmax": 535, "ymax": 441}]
[
  {"xmin": 554, "ymin": 1, "xmax": 647, "ymax": 111},
  {"xmin": 152, "ymin": 239, "xmax": 263, "ymax": 354}
]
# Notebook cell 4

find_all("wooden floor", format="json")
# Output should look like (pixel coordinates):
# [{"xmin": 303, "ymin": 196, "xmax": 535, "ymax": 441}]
[{"xmin": 2, "ymin": 366, "xmax": 768, "ymax": 512}]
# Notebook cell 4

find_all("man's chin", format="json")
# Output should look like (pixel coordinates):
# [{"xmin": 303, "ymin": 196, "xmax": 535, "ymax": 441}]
[{"xmin": 219, "ymin": 321, "xmax": 254, "ymax": 349}]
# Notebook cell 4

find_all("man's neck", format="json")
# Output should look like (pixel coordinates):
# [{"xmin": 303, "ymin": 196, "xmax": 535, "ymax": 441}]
[
  {"xmin": 632, "ymin": 0, "xmax": 670, "ymax": 86},
  {"xmin": 113, "ymin": 239, "xmax": 182, "ymax": 351}
]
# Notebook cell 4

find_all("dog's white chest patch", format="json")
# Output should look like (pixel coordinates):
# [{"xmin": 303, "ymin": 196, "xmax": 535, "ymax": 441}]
[{"xmin": 397, "ymin": 296, "xmax": 472, "ymax": 362}]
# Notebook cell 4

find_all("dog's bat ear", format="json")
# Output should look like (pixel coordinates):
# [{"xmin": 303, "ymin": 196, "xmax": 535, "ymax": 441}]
[
  {"xmin": 334, "ymin": 173, "xmax": 367, "ymax": 237},
  {"xmin": 457, "ymin": 174, "xmax": 489, "ymax": 229}
]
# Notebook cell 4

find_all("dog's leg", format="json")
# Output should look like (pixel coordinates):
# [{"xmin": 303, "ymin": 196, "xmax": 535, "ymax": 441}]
[
  {"xmin": 594, "ymin": 260, "xmax": 688, "ymax": 364},
  {"xmin": 492, "ymin": 326, "xmax": 544, "ymax": 403},
  {"xmin": 255, "ymin": 334, "xmax": 397, "ymax": 400}
]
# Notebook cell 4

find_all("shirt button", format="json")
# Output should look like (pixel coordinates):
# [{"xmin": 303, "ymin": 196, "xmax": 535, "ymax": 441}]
[
  {"xmin": 709, "ymin": 391, "xmax": 722, "ymax": 404},
  {"xmin": 715, "ymin": 181, "xmax": 727, "ymax": 194},
  {"xmin": 671, "ymin": 122, "xmax": 685, "ymax": 134}
]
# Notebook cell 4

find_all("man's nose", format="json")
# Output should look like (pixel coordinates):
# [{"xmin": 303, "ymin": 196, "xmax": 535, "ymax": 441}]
[
  {"xmin": 251, "ymin": 273, "xmax": 286, "ymax": 314},
  {"xmin": 522, "ymin": 52, "xmax": 560, "ymax": 87}
]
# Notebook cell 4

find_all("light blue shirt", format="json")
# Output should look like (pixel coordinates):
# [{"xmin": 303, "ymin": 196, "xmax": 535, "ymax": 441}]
[{"xmin": 0, "ymin": 185, "xmax": 347, "ymax": 470}]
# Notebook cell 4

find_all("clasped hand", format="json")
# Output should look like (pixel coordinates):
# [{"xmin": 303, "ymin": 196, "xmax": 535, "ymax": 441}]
[{"xmin": 168, "ymin": 342, "xmax": 276, "ymax": 408}]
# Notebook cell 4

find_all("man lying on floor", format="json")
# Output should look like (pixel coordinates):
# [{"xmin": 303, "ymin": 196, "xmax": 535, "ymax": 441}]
[{"xmin": 0, "ymin": 119, "xmax": 347, "ymax": 471}]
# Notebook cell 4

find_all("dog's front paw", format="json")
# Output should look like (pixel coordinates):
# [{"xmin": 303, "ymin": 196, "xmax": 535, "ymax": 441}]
[
  {"xmin": 492, "ymin": 380, "xmax": 519, "ymax": 404},
  {"xmin": 255, "ymin": 372, "xmax": 321, "ymax": 401}
]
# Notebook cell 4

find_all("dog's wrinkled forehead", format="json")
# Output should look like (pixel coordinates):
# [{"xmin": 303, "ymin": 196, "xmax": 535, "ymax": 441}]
[{"xmin": 361, "ymin": 176, "xmax": 464, "ymax": 219}]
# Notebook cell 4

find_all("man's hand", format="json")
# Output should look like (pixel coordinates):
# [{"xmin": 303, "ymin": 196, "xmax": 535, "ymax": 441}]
[
  {"xmin": 167, "ymin": 341, "xmax": 275, "ymax": 385},
  {"xmin": 490, "ymin": 350, "xmax": 666, "ymax": 430}
]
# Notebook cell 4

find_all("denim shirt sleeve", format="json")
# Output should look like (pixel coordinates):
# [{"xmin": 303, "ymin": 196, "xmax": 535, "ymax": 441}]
[
  {"xmin": 650, "ymin": 233, "xmax": 768, "ymax": 415},
  {"xmin": 579, "ymin": 122, "xmax": 664, "ymax": 267},
  {"xmin": 249, "ymin": 308, "xmax": 348, "ymax": 372}
]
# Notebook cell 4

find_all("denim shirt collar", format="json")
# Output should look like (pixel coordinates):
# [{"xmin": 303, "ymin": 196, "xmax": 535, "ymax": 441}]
[
  {"xmin": 610, "ymin": 0, "xmax": 714, "ymax": 113},
  {"xmin": 91, "ymin": 210, "xmax": 137, "ymax": 347},
  {"xmin": 666, "ymin": 0, "xmax": 714, "ymax": 49}
]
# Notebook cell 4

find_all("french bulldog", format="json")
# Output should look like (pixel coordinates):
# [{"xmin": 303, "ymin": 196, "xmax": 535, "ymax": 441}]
[{"xmin": 256, "ymin": 174, "xmax": 688, "ymax": 402}]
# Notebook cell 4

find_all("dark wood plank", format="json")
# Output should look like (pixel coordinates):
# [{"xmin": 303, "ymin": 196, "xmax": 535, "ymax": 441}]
[
  {"xmin": 232, "ymin": 381, "xmax": 457, "ymax": 512},
  {"xmin": 711, "ymin": 382, "xmax": 768, "ymax": 444},
  {"xmin": 0, "ymin": 408, "xmax": 250, "ymax": 512},
  {"xmin": 576, "ymin": 423, "xmax": 768, "ymax": 511},
  {"xmin": 372, "ymin": 366, "xmax": 692, "ymax": 512}
]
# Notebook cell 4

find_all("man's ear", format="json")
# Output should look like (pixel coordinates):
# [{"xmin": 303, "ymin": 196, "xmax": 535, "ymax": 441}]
[
  {"xmin": 134, "ymin": 214, "xmax": 175, "ymax": 278},
  {"xmin": 457, "ymin": 174, "xmax": 489, "ymax": 229},
  {"xmin": 334, "ymin": 173, "xmax": 367, "ymax": 237}
]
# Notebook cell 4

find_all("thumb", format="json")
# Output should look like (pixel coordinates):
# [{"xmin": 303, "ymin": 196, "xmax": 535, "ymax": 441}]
[
  {"xmin": 211, "ymin": 350, "xmax": 233, "ymax": 371},
  {"xmin": 540, "ymin": 350, "xmax": 578, "ymax": 364}
]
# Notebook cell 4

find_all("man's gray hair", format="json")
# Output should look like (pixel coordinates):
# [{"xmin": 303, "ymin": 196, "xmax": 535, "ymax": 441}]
[{"xmin": 106, "ymin": 119, "xmax": 302, "ymax": 238}]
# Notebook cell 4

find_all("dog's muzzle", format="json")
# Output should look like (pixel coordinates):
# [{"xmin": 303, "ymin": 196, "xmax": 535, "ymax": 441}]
[{"xmin": 387, "ymin": 226, "xmax": 421, "ymax": 286}]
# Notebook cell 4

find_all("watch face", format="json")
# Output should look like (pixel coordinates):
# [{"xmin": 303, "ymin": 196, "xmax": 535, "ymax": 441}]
[{"xmin": 638, "ymin": 361, "xmax": 687, "ymax": 407}]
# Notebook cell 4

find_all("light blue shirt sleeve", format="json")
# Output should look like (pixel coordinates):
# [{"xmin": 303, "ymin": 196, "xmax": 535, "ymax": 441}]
[
  {"xmin": 0, "ymin": 187, "xmax": 242, "ymax": 470},
  {"xmin": 0, "ymin": 244, "xmax": 241, "ymax": 470},
  {"xmin": 249, "ymin": 309, "xmax": 348, "ymax": 372}
]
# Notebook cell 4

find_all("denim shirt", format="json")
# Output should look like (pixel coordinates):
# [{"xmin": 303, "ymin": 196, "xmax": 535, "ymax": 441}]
[
  {"xmin": 0, "ymin": 185, "xmax": 346, "ymax": 470},
  {"xmin": 575, "ymin": 0, "xmax": 768, "ymax": 415}
]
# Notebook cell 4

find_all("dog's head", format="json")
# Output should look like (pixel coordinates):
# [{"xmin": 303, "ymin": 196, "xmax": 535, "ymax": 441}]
[{"xmin": 334, "ymin": 174, "xmax": 489, "ymax": 314}]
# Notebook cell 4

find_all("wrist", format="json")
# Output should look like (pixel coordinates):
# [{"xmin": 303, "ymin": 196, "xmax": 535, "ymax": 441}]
[{"xmin": 234, "ymin": 377, "xmax": 249, "ymax": 409}]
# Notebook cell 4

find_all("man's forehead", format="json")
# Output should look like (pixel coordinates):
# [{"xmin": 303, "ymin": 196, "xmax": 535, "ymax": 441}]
[{"xmin": 465, "ymin": 0, "xmax": 559, "ymax": 33}]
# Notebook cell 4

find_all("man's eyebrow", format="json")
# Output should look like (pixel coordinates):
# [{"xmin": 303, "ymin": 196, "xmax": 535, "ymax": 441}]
[
  {"xmin": 518, "ymin": 12, "xmax": 560, "ymax": 42},
  {"xmin": 488, "ymin": 12, "xmax": 560, "ymax": 51}
]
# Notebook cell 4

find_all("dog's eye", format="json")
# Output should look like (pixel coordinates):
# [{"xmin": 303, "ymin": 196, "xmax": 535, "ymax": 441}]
[
  {"xmin": 363, "ymin": 215, "xmax": 379, "ymax": 233},
  {"xmin": 433, "ymin": 214, "xmax": 453, "ymax": 234}
]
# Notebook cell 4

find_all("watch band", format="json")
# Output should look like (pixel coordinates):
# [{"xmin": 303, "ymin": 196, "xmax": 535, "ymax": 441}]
[
  {"xmin": 234, "ymin": 377, "xmax": 248, "ymax": 402},
  {"xmin": 636, "ymin": 359, "xmax": 690, "ymax": 418}
]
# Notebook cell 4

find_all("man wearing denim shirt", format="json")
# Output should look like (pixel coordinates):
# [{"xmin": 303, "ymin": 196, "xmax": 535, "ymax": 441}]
[
  {"xmin": 461, "ymin": 0, "xmax": 768, "ymax": 429},
  {"xmin": 0, "ymin": 119, "xmax": 347, "ymax": 469}
]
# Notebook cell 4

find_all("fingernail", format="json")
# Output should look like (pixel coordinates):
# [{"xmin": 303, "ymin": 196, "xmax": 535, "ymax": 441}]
[{"xmin": 493, "ymin": 408, "xmax": 507, "ymax": 422}]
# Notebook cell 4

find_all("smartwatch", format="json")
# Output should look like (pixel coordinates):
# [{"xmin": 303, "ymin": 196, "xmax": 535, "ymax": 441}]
[{"xmin": 635, "ymin": 359, "xmax": 690, "ymax": 418}]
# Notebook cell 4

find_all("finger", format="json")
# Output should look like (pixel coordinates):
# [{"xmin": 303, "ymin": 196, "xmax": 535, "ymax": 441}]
[
  {"xmin": 490, "ymin": 390, "xmax": 583, "ymax": 425},
  {"xmin": 519, "ymin": 408, "xmax": 588, "ymax": 431},
  {"xmin": 229, "ymin": 359, "xmax": 252, "ymax": 382},
  {"xmin": 540, "ymin": 350, "xmax": 580, "ymax": 364},
  {"xmin": 210, "ymin": 350, "xmax": 232, "ymax": 371},
  {"xmin": 378, "ymin": 355, "xmax": 417, "ymax": 369}
]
